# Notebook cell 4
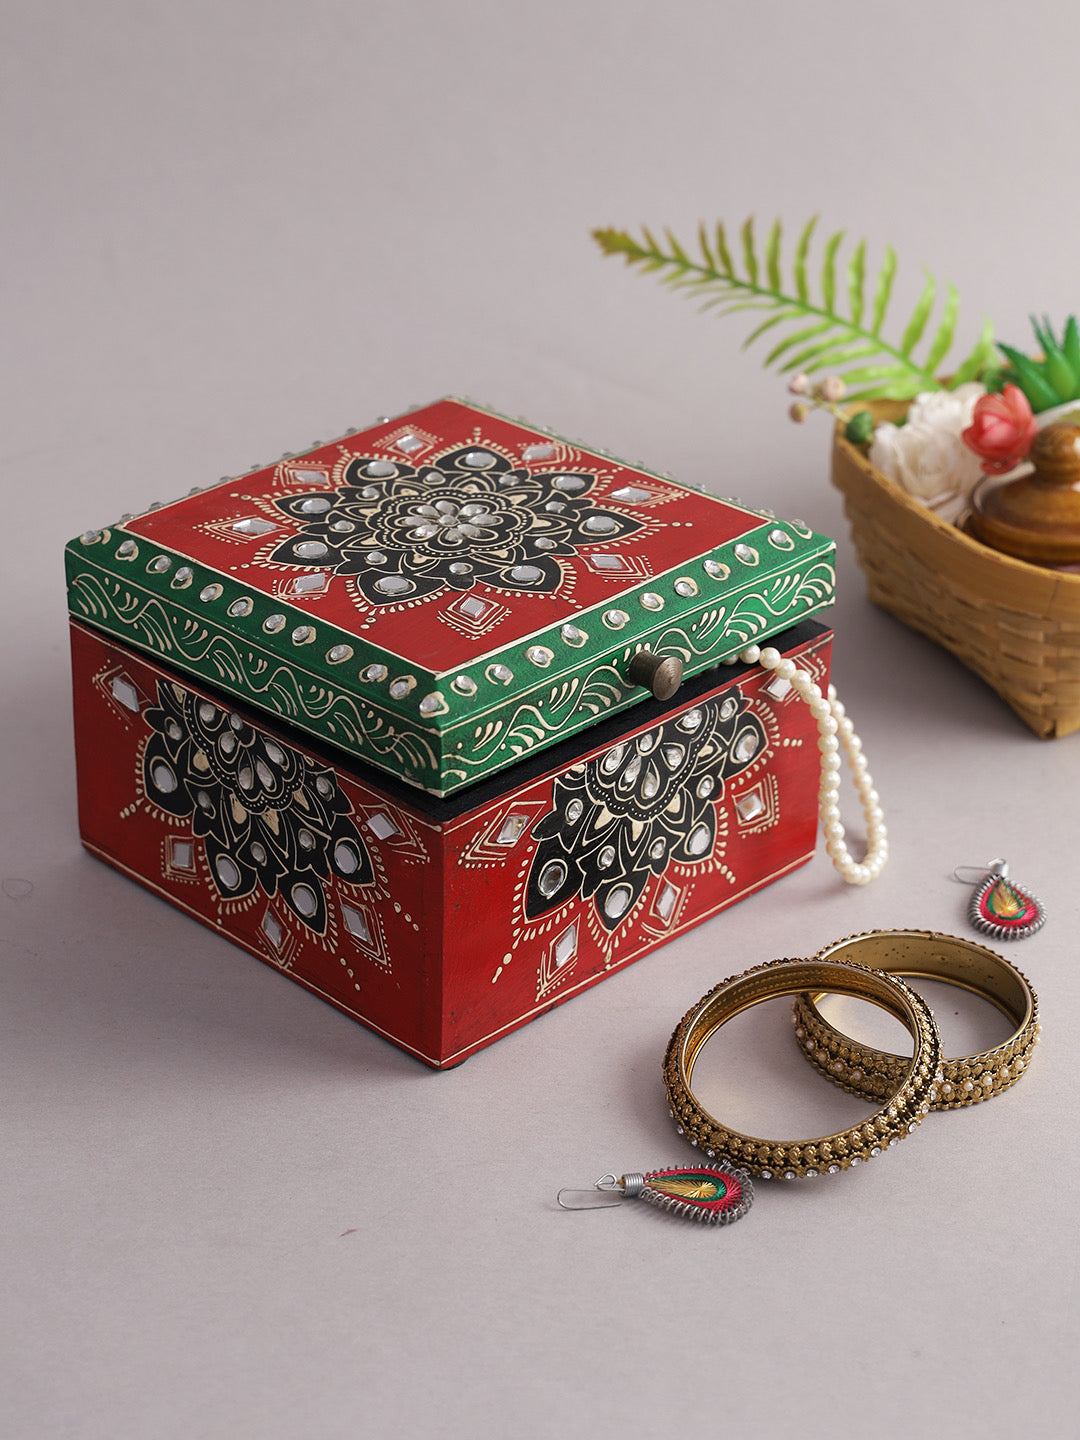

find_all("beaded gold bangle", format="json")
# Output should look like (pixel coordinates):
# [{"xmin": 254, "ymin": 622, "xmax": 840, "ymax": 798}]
[
  {"xmin": 792, "ymin": 931, "xmax": 1040, "ymax": 1110},
  {"xmin": 663, "ymin": 957, "xmax": 942, "ymax": 1180}
]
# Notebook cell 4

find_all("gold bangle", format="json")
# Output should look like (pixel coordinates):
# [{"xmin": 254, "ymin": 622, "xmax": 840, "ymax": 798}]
[
  {"xmin": 792, "ymin": 930, "xmax": 1040, "ymax": 1110},
  {"xmin": 663, "ymin": 957, "xmax": 942, "ymax": 1180}
]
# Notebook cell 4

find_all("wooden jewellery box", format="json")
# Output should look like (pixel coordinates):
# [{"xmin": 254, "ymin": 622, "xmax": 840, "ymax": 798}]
[{"xmin": 66, "ymin": 399, "xmax": 836, "ymax": 1066}]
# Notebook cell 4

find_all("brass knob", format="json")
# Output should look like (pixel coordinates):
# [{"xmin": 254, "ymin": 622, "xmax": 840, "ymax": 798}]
[{"xmin": 627, "ymin": 648, "xmax": 684, "ymax": 701}]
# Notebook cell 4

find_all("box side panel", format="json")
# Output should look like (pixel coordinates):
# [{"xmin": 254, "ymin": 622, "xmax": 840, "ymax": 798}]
[
  {"xmin": 69, "ymin": 620, "xmax": 446, "ymax": 1067},
  {"xmin": 437, "ymin": 630, "xmax": 832, "ymax": 1065}
]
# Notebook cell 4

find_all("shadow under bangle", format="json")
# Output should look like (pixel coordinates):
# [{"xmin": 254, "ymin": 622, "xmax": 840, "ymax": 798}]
[
  {"xmin": 664, "ymin": 957, "xmax": 942, "ymax": 1180},
  {"xmin": 792, "ymin": 930, "xmax": 1040, "ymax": 1110}
]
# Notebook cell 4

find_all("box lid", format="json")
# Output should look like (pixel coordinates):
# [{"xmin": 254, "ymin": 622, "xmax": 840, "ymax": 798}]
[{"xmin": 66, "ymin": 398, "xmax": 835, "ymax": 796}]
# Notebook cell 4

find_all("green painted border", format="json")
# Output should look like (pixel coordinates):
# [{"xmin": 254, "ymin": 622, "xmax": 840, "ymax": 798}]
[
  {"xmin": 67, "ymin": 537, "xmax": 834, "ymax": 794},
  {"xmin": 67, "ymin": 399, "xmax": 836, "ymax": 795}
]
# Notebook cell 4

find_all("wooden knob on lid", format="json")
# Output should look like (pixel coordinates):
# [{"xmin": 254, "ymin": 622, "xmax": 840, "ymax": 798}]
[
  {"xmin": 968, "ymin": 423, "xmax": 1080, "ymax": 566},
  {"xmin": 627, "ymin": 648, "xmax": 684, "ymax": 701}
]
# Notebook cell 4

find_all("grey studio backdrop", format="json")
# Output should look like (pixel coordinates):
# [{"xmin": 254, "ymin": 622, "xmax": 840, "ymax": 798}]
[{"xmin": 3, "ymin": 4, "xmax": 1077, "ymax": 1438}]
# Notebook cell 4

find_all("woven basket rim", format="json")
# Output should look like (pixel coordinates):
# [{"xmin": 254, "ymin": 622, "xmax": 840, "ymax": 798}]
[
  {"xmin": 830, "ymin": 401, "xmax": 1080, "ymax": 737},
  {"xmin": 832, "ymin": 414, "xmax": 1080, "ymax": 597}
]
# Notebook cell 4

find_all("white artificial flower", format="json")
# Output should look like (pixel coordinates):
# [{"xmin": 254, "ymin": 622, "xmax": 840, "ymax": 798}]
[{"xmin": 869, "ymin": 382, "xmax": 985, "ymax": 519}]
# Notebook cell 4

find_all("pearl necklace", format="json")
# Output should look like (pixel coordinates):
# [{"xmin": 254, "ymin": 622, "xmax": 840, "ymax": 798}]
[{"xmin": 738, "ymin": 644, "xmax": 887, "ymax": 885}]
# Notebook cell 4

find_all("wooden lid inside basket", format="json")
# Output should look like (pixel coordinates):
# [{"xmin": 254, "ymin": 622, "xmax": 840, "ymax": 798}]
[{"xmin": 968, "ymin": 424, "xmax": 1080, "ymax": 566}]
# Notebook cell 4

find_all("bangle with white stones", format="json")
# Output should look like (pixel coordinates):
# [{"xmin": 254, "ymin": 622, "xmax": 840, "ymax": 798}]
[
  {"xmin": 664, "ymin": 956, "xmax": 940, "ymax": 1179},
  {"xmin": 738, "ymin": 644, "xmax": 887, "ymax": 886},
  {"xmin": 792, "ymin": 930, "xmax": 1039, "ymax": 1110}
]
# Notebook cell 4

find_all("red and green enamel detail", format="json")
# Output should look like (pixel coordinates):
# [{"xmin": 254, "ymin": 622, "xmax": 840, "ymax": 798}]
[
  {"xmin": 65, "ymin": 399, "xmax": 835, "ymax": 795},
  {"xmin": 637, "ymin": 1165, "xmax": 754, "ymax": 1224},
  {"xmin": 969, "ymin": 873, "xmax": 1046, "ymax": 941}
]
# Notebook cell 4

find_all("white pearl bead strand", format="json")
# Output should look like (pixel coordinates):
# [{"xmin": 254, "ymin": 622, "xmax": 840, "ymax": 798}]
[{"xmin": 738, "ymin": 644, "xmax": 887, "ymax": 885}]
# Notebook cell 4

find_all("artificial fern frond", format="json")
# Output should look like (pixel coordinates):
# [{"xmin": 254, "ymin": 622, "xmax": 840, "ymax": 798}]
[{"xmin": 591, "ymin": 217, "xmax": 993, "ymax": 402}]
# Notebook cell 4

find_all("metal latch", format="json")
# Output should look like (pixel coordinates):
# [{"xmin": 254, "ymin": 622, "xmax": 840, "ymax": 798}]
[{"xmin": 627, "ymin": 648, "xmax": 684, "ymax": 701}]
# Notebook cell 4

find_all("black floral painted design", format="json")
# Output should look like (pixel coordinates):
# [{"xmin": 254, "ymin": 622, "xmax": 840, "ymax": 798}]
[
  {"xmin": 142, "ymin": 682, "xmax": 374, "ymax": 930},
  {"xmin": 268, "ymin": 446, "xmax": 642, "ymax": 605},
  {"xmin": 525, "ymin": 688, "xmax": 767, "ymax": 930}
]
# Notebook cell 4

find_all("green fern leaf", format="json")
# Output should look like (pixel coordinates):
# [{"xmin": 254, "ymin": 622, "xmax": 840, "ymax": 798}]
[
  {"xmin": 838, "ymin": 363, "xmax": 925, "ymax": 388},
  {"xmin": 870, "ymin": 247, "xmax": 896, "ymax": 335},
  {"xmin": 665, "ymin": 228, "xmax": 691, "ymax": 267},
  {"xmin": 741, "ymin": 217, "xmax": 758, "ymax": 287},
  {"xmin": 763, "ymin": 319, "xmax": 838, "ymax": 369},
  {"xmin": 792, "ymin": 341, "xmax": 883, "ymax": 376},
  {"xmin": 821, "ymin": 231, "xmax": 844, "ymax": 313},
  {"xmin": 778, "ymin": 331, "xmax": 853, "ymax": 374},
  {"xmin": 741, "ymin": 307, "xmax": 805, "ymax": 349},
  {"xmin": 697, "ymin": 223, "xmax": 716, "ymax": 270},
  {"xmin": 900, "ymin": 273, "xmax": 936, "ymax": 357},
  {"xmin": 847, "ymin": 240, "xmax": 866, "ymax": 327},
  {"xmin": 765, "ymin": 219, "xmax": 782, "ymax": 293},
  {"xmin": 847, "ymin": 377, "xmax": 927, "ymax": 402},
  {"xmin": 923, "ymin": 283, "xmax": 959, "ymax": 376},
  {"xmin": 793, "ymin": 216, "xmax": 816, "ymax": 305},
  {"xmin": 714, "ymin": 222, "xmax": 734, "ymax": 276},
  {"xmin": 949, "ymin": 320, "xmax": 996, "ymax": 387},
  {"xmin": 591, "ymin": 216, "xmax": 993, "ymax": 401}
]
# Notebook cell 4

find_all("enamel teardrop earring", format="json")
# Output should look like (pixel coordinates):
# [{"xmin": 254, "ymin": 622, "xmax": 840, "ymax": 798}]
[
  {"xmin": 955, "ymin": 859, "xmax": 1046, "ymax": 942},
  {"xmin": 557, "ymin": 1164, "xmax": 754, "ymax": 1225}
]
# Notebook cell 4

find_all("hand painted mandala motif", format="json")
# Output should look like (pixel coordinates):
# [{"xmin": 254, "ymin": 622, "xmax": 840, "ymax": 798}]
[
  {"xmin": 141, "ymin": 682, "xmax": 374, "ymax": 931},
  {"xmin": 267, "ymin": 446, "xmax": 643, "ymax": 605},
  {"xmin": 525, "ymin": 689, "xmax": 767, "ymax": 930}
]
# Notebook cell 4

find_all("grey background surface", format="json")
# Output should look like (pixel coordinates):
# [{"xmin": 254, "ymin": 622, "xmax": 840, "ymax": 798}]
[{"xmin": 3, "ymin": 3, "xmax": 1078, "ymax": 1437}]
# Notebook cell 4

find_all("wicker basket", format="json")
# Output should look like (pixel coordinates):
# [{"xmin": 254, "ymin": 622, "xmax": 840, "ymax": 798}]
[{"xmin": 830, "ymin": 402, "xmax": 1080, "ymax": 738}]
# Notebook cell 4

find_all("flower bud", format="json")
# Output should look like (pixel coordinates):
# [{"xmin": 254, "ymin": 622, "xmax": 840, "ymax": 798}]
[
  {"xmin": 789, "ymin": 402, "xmax": 809, "ymax": 423},
  {"xmin": 820, "ymin": 375, "xmax": 846, "ymax": 403},
  {"xmin": 844, "ymin": 409, "xmax": 875, "ymax": 445},
  {"xmin": 788, "ymin": 374, "xmax": 810, "ymax": 395}
]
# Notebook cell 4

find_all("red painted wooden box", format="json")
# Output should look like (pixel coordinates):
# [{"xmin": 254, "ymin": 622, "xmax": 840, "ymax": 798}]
[{"xmin": 66, "ymin": 399, "xmax": 836, "ymax": 1065}]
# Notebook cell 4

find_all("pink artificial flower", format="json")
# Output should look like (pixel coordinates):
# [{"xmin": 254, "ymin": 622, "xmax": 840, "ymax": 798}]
[{"xmin": 961, "ymin": 384, "xmax": 1039, "ymax": 474}]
